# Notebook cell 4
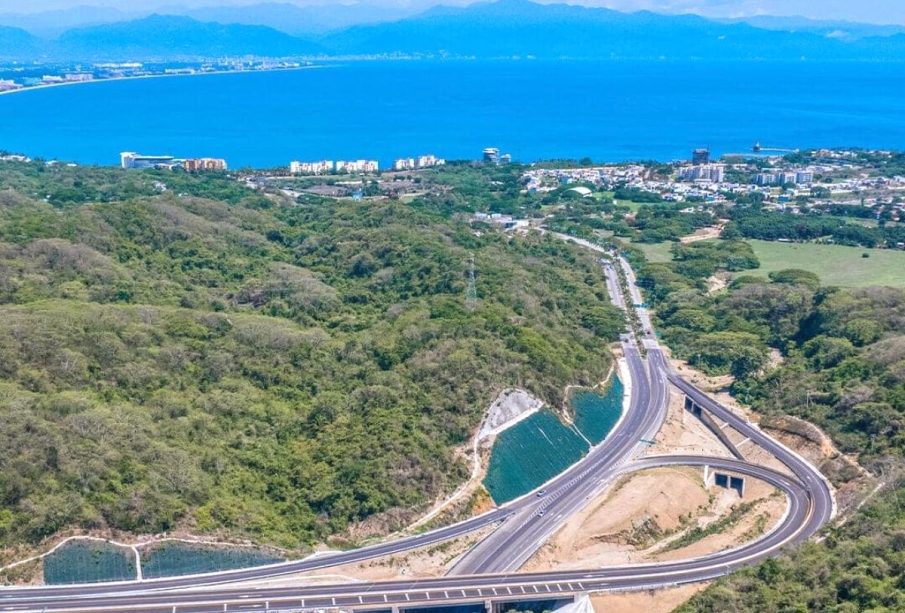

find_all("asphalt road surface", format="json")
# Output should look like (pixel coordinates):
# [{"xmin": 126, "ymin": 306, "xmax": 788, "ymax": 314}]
[
  {"xmin": 0, "ymin": 245, "xmax": 834, "ymax": 612},
  {"xmin": 0, "ymin": 453, "xmax": 824, "ymax": 612}
]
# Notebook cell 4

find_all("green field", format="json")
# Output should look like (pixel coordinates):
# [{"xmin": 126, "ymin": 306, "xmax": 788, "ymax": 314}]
[
  {"xmin": 743, "ymin": 240, "xmax": 905, "ymax": 288},
  {"xmin": 631, "ymin": 241, "xmax": 675, "ymax": 263}
]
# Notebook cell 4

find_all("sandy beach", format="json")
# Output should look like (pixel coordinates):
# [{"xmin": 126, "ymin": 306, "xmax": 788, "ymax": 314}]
[{"xmin": 0, "ymin": 63, "xmax": 325, "ymax": 98}]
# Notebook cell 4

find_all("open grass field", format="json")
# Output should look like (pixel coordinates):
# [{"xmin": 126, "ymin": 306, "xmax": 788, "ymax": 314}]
[
  {"xmin": 631, "ymin": 240, "xmax": 675, "ymax": 263},
  {"xmin": 743, "ymin": 240, "xmax": 905, "ymax": 288}
]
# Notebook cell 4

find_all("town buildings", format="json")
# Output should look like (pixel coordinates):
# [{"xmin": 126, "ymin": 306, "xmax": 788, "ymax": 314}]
[
  {"xmin": 289, "ymin": 159, "xmax": 380, "ymax": 174},
  {"xmin": 692, "ymin": 148, "xmax": 711, "ymax": 165},
  {"xmin": 183, "ymin": 158, "xmax": 228, "ymax": 172},
  {"xmin": 120, "ymin": 152, "xmax": 177, "ymax": 169},
  {"xmin": 393, "ymin": 154, "xmax": 446, "ymax": 171},
  {"xmin": 0, "ymin": 79, "xmax": 22, "ymax": 92},
  {"xmin": 755, "ymin": 170, "xmax": 815, "ymax": 186},
  {"xmin": 483, "ymin": 148, "xmax": 511, "ymax": 165},
  {"xmin": 121, "ymin": 152, "xmax": 226, "ymax": 171},
  {"xmin": 336, "ymin": 160, "xmax": 379, "ymax": 173},
  {"xmin": 290, "ymin": 160, "xmax": 334, "ymax": 175},
  {"xmin": 678, "ymin": 164, "xmax": 725, "ymax": 183}
]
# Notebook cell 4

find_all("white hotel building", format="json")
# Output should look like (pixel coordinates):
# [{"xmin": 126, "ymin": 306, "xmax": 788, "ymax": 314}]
[{"xmin": 289, "ymin": 160, "xmax": 335, "ymax": 175}]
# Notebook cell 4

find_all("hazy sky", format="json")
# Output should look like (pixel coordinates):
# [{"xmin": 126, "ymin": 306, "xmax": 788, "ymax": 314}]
[{"xmin": 3, "ymin": 0, "xmax": 905, "ymax": 26}]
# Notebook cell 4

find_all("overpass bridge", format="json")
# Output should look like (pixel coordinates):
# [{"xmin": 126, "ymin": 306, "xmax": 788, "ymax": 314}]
[{"xmin": 0, "ymin": 241, "xmax": 834, "ymax": 613}]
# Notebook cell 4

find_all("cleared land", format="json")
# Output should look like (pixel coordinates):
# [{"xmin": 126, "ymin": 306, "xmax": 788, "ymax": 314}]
[
  {"xmin": 521, "ymin": 466, "xmax": 784, "ymax": 571},
  {"xmin": 631, "ymin": 241, "xmax": 674, "ymax": 263},
  {"xmin": 743, "ymin": 240, "xmax": 905, "ymax": 287}
]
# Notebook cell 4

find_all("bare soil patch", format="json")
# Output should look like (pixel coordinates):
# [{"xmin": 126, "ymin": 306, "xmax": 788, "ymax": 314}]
[
  {"xmin": 591, "ymin": 583, "xmax": 709, "ymax": 613},
  {"xmin": 522, "ymin": 466, "xmax": 783, "ymax": 572}
]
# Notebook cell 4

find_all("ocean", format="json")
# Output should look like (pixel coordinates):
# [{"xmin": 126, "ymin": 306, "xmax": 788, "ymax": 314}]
[{"xmin": 2, "ymin": 60, "xmax": 904, "ymax": 167}]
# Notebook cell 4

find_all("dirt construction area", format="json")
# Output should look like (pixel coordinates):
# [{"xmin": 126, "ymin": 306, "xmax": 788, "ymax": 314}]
[
  {"xmin": 522, "ymin": 465, "xmax": 785, "ymax": 572},
  {"xmin": 218, "ymin": 356, "xmax": 866, "ymax": 613}
]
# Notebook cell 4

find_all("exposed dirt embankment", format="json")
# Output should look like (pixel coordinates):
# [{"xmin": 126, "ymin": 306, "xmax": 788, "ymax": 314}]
[
  {"xmin": 680, "ymin": 224, "xmax": 725, "ymax": 244},
  {"xmin": 479, "ymin": 389, "xmax": 545, "ymax": 441},
  {"xmin": 522, "ymin": 466, "xmax": 784, "ymax": 573},
  {"xmin": 667, "ymin": 355, "xmax": 870, "ymax": 511},
  {"xmin": 592, "ymin": 584, "xmax": 710, "ymax": 613},
  {"xmin": 295, "ymin": 525, "xmax": 498, "ymax": 584},
  {"xmin": 759, "ymin": 414, "xmax": 866, "ymax": 513},
  {"xmin": 585, "ymin": 353, "xmax": 870, "ymax": 613}
]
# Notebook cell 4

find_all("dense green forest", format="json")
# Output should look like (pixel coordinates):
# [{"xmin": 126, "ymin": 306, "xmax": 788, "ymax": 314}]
[
  {"xmin": 0, "ymin": 162, "xmax": 623, "ymax": 559},
  {"xmin": 624, "ymin": 239, "xmax": 905, "ymax": 611},
  {"xmin": 722, "ymin": 207, "xmax": 905, "ymax": 248}
]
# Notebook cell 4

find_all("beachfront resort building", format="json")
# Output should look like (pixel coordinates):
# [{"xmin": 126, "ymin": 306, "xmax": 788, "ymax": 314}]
[
  {"xmin": 290, "ymin": 160, "xmax": 335, "ymax": 175},
  {"xmin": 755, "ymin": 170, "xmax": 815, "ymax": 186},
  {"xmin": 289, "ymin": 160, "xmax": 379, "ymax": 174},
  {"xmin": 484, "ymin": 148, "xmax": 513, "ymax": 164},
  {"xmin": 678, "ymin": 164, "xmax": 725, "ymax": 183},
  {"xmin": 183, "ymin": 158, "xmax": 228, "ymax": 172},
  {"xmin": 120, "ymin": 152, "xmax": 177, "ymax": 169},
  {"xmin": 393, "ymin": 154, "xmax": 446, "ymax": 171},
  {"xmin": 336, "ymin": 160, "xmax": 379, "ymax": 173}
]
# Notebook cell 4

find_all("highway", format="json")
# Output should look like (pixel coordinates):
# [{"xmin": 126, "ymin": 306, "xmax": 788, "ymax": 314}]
[
  {"xmin": 0, "ymin": 455, "xmax": 822, "ymax": 612},
  {"xmin": 450, "ymin": 344, "xmax": 668, "ymax": 575},
  {"xmin": 0, "ymin": 247, "xmax": 835, "ymax": 612}
]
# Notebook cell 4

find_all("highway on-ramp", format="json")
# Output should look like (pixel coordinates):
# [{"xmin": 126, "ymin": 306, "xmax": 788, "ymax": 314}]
[
  {"xmin": 0, "ymin": 244, "xmax": 835, "ymax": 612},
  {"xmin": 0, "ymin": 454, "xmax": 825, "ymax": 612}
]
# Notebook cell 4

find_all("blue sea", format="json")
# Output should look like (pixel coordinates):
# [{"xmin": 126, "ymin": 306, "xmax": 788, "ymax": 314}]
[{"xmin": 2, "ymin": 60, "xmax": 905, "ymax": 167}]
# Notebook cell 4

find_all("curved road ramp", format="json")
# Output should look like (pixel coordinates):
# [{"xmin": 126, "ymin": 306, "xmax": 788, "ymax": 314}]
[{"xmin": 0, "ymin": 254, "xmax": 834, "ymax": 613}]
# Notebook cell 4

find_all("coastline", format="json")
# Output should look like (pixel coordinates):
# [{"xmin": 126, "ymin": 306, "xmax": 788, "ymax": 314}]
[{"xmin": 0, "ymin": 64, "xmax": 327, "ymax": 98}]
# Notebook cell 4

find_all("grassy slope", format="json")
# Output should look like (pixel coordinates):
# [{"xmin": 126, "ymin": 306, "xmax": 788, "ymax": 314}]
[
  {"xmin": 631, "ymin": 238, "xmax": 905, "ymax": 287},
  {"xmin": 631, "ymin": 241, "xmax": 674, "ymax": 263},
  {"xmin": 743, "ymin": 239, "xmax": 905, "ymax": 287}
]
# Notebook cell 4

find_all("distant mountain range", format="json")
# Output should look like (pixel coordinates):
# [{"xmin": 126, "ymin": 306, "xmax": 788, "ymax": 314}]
[
  {"xmin": 183, "ymin": 2, "xmax": 417, "ymax": 36},
  {"xmin": 0, "ymin": 2, "xmax": 416, "ymax": 38},
  {"xmin": 720, "ymin": 15, "xmax": 905, "ymax": 41},
  {"xmin": 2, "ymin": 0, "xmax": 905, "ymax": 62},
  {"xmin": 58, "ymin": 14, "xmax": 322, "ymax": 59},
  {"xmin": 0, "ymin": 25, "xmax": 40, "ymax": 57}
]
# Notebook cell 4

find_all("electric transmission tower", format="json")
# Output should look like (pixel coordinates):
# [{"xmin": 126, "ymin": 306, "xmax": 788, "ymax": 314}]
[{"xmin": 465, "ymin": 254, "xmax": 478, "ymax": 312}]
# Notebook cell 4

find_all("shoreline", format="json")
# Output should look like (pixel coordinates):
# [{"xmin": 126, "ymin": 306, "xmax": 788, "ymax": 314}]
[{"xmin": 0, "ymin": 64, "xmax": 327, "ymax": 98}]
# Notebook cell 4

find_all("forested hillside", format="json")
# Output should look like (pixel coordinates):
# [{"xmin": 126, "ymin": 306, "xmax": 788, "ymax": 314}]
[
  {"xmin": 625, "ymin": 241, "xmax": 905, "ymax": 612},
  {"xmin": 0, "ymin": 162, "xmax": 622, "ymax": 559}
]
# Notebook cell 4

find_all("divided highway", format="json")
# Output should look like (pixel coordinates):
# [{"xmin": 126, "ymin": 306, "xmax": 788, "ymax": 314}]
[
  {"xmin": 450, "ymin": 344, "xmax": 668, "ymax": 575},
  {"xmin": 0, "ymin": 246, "xmax": 834, "ymax": 612},
  {"xmin": 0, "ymin": 454, "xmax": 824, "ymax": 613}
]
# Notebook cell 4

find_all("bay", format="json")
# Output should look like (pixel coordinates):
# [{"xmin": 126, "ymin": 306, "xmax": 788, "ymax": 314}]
[{"xmin": 1, "ymin": 60, "xmax": 904, "ymax": 167}]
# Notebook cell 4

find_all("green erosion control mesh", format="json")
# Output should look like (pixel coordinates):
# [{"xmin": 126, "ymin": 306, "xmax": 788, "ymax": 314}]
[
  {"xmin": 483, "ymin": 411, "xmax": 588, "ymax": 504},
  {"xmin": 43, "ymin": 540, "xmax": 136, "ymax": 584},
  {"xmin": 483, "ymin": 379, "xmax": 624, "ymax": 504},
  {"xmin": 141, "ymin": 542, "xmax": 284, "ymax": 579},
  {"xmin": 572, "ymin": 377, "xmax": 624, "ymax": 445},
  {"xmin": 496, "ymin": 598, "xmax": 574, "ymax": 613}
]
